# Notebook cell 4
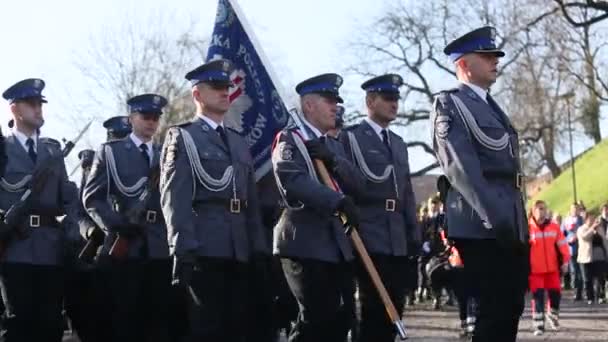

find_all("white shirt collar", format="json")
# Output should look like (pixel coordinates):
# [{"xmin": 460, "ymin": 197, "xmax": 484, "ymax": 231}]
[
  {"xmin": 12, "ymin": 128, "xmax": 37, "ymax": 152},
  {"xmin": 461, "ymin": 81, "xmax": 488, "ymax": 103},
  {"xmin": 364, "ymin": 117, "xmax": 389, "ymax": 142},
  {"xmin": 129, "ymin": 133, "xmax": 153, "ymax": 164},
  {"xmin": 197, "ymin": 113, "xmax": 223, "ymax": 131},
  {"xmin": 300, "ymin": 116, "xmax": 324, "ymax": 139}
]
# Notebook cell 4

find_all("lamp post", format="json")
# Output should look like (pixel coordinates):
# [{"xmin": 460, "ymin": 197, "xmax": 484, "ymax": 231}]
[{"xmin": 561, "ymin": 92, "xmax": 577, "ymax": 204}]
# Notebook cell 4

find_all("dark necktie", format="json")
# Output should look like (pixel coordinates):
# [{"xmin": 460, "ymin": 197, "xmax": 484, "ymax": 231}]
[
  {"xmin": 486, "ymin": 94, "xmax": 508, "ymax": 127},
  {"xmin": 26, "ymin": 138, "xmax": 36, "ymax": 163},
  {"xmin": 139, "ymin": 143, "xmax": 150, "ymax": 167},
  {"xmin": 381, "ymin": 129, "xmax": 391, "ymax": 152},
  {"xmin": 216, "ymin": 126, "xmax": 229, "ymax": 148}
]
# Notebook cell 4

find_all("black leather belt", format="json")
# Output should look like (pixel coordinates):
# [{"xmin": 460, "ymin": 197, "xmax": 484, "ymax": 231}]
[
  {"xmin": 360, "ymin": 199, "xmax": 401, "ymax": 212},
  {"xmin": 194, "ymin": 199, "xmax": 248, "ymax": 213},
  {"xmin": 26, "ymin": 214, "xmax": 59, "ymax": 228},
  {"xmin": 144, "ymin": 210, "xmax": 164, "ymax": 224},
  {"xmin": 483, "ymin": 171, "xmax": 524, "ymax": 189}
]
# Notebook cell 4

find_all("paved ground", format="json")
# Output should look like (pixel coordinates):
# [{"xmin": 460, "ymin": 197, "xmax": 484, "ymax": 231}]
[
  {"xmin": 62, "ymin": 291, "xmax": 607, "ymax": 342},
  {"xmin": 403, "ymin": 291, "xmax": 608, "ymax": 341}
]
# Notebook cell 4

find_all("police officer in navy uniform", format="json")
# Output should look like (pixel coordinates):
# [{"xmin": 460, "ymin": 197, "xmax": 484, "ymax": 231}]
[
  {"xmin": 0, "ymin": 78, "xmax": 80, "ymax": 342},
  {"xmin": 327, "ymin": 105, "xmax": 345, "ymax": 138},
  {"xmin": 83, "ymin": 94, "xmax": 174, "ymax": 342},
  {"xmin": 338, "ymin": 74, "xmax": 419, "ymax": 342},
  {"xmin": 272, "ymin": 73, "xmax": 366, "ymax": 342},
  {"xmin": 161, "ymin": 59, "xmax": 266, "ymax": 342},
  {"xmin": 63, "ymin": 149, "xmax": 108, "ymax": 342},
  {"xmin": 103, "ymin": 116, "xmax": 132, "ymax": 141},
  {"xmin": 430, "ymin": 27, "xmax": 529, "ymax": 342}
]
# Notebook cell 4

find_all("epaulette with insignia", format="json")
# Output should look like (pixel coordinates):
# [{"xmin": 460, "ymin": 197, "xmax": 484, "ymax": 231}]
[
  {"xmin": 172, "ymin": 121, "xmax": 192, "ymax": 128},
  {"xmin": 101, "ymin": 138, "xmax": 124, "ymax": 146},
  {"xmin": 342, "ymin": 123, "xmax": 359, "ymax": 131},
  {"xmin": 432, "ymin": 88, "xmax": 459, "ymax": 98},
  {"xmin": 225, "ymin": 126, "xmax": 240, "ymax": 134},
  {"xmin": 39, "ymin": 137, "xmax": 61, "ymax": 148}
]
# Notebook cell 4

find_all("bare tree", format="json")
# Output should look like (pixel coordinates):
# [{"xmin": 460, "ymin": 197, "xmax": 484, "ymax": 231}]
[
  {"xmin": 520, "ymin": 1, "xmax": 608, "ymax": 145},
  {"xmin": 348, "ymin": 0, "xmax": 536, "ymax": 176},
  {"xmin": 74, "ymin": 11, "xmax": 208, "ymax": 143},
  {"xmin": 554, "ymin": 0, "xmax": 608, "ymax": 27},
  {"xmin": 501, "ymin": 12, "xmax": 578, "ymax": 178}
]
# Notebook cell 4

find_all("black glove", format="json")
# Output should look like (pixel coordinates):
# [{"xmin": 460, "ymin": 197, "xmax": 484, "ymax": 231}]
[
  {"xmin": 305, "ymin": 139, "xmax": 336, "ymax": 169},
  {"xmin": 337, "ymin": 196, "xmax": 360, "ymax": 235},
  {"xmin": 172, "ymin": 251, "xmax": 196, "ymax": 289}
]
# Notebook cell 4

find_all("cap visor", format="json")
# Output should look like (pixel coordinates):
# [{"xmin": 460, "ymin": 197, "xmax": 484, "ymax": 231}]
[{"xmin": 474, "ymin": 49, "xmax": 505, "ymax": 57}]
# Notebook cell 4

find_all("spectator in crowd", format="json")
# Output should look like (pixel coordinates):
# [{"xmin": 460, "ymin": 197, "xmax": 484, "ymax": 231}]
[
  {"xmin": 599, "ymin": 204, "xmax": 608, "ymax": 236},
  {"xmin": 552, "ymin": 213, "xmax": 570, "ymax": 290},
  {"xmin": 418, "ymin": 197, "xmax": 443, "ymax": 305},
  {"xmin": 564, "ymin": 203, "xmax": 584, "ymax": 300},
  {"xmin": 576, "ymin": 214, "xmax": 608, "ymax": 305},
  {"xmin": 528, "ymin": 200, "xmax": 570, "ymax": 336}
]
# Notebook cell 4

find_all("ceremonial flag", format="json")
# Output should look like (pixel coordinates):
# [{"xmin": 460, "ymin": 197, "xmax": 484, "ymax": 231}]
[{"xmin": 207, "ymin": 0, "xmax": 292, "ymax": 180}]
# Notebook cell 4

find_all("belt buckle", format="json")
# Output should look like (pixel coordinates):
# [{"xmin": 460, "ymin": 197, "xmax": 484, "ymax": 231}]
[
  {"xmin": 385, "ymin": 199, "xmax": 396, "ymax": 212},
  {"xmin": 516, "ymin": 173, "xmax": 524, "ymax": 189},
  {"xmin": 146, "ymin": 210, "xmax": 157, "ymax": 223},
  {"xmin": 30, "ymin": 215, "xmax": 40, "ymax": 228},
  {"xmin": 230, "ymin": 199, "xmax": 241, "ymax": 214}
]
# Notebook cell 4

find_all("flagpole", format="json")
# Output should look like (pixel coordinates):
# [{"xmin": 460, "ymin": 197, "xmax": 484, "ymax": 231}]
[{"xmin": 226, "ymin": 0, "xmax": 296, "ymax": 112}]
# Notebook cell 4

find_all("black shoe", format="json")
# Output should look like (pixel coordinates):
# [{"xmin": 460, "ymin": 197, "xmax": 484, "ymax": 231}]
[
  {"xmin": 446, "ymin": 297, "xmax": 456, "ymax": 306},
  {"xmin": 432, "ymin": 298, "xmax": 441, "ymax": 310}
]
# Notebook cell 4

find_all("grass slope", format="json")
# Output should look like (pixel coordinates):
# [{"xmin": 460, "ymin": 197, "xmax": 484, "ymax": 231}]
[{"xmin": 531, "ymin": 139, "xmax": 608, "ymax": 215}]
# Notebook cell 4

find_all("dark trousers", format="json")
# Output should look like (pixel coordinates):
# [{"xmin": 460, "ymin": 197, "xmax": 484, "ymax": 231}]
[
  {"xmin": 104, "ymin": 258, "xmax": 174, "ymax": 342},
  {"xmin": 404, "ymin": 256, "xmax": 418, "ymax": 299},
  {"xmin": 64, "ymin": 267, "xmax": 108, "ymax": 342},
  {"xmin": 281, "ymin": 257, "xmax": 354, "ymax": 342},
  {"xmin": 246, "ymin": 255, "xmax": 278, "ymax": 342},
  {"xmin": 532, "ymin": 289, "xmax": 560, "ymax": 315},
  {"xmin": 184, "ymin": 257, "xmax": 249, "ymax": 342},
  {"xmin": 272, "ymin": 256, "xmax": 298, "ymax": 334},
  {"xmin": 581, "ymin": 261, "xmax": 606, "ymax": 301},
  {"xmin": 417, "ymin": 256, "xmax": 429, "ymax": 290},
  {"xmin": 450, "ymin": 267, "xmax": 478, "ymax": 322},
  {"xmin": 570, "ymin": 259, "xmax": 583, "ymax": 296},
  {"xmin": 0, "ymin": 263, "xmax": 64, "ymax": 342},
  {"xmin": 355, "ymin": 254, "xmax": 407, "ymax": 342},
  {"xmin": 453, "ymin": 239, "xmax": 528, "ymax": 342}
]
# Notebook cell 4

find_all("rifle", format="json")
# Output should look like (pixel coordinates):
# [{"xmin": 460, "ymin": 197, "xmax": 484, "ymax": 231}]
[
  {"xmin": 62, "ymin": 120, "xmax": 92, "ymax": 158},
  {"xmin": 77, "ymin": 223, "xmax": 105, "ymax": 264},
  {"xmin": 0, "ymin": 157, "xmax": 60, "ymax": 258},
  {"xmin": 109, "ymin": 166, "xmax": 161, "ymax": 259}
]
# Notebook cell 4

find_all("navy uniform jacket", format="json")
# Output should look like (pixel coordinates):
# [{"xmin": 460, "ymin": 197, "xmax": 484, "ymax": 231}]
[
  {"xmin": 160, "ymin": 117, "xmax": 266, "ymax": 262},
  {"xmin": 339, "ymin": 120, "xmax": 420, "ymax": 256},
  {"xmin": 1, "ymin": 134, "xmax": 79, "ymax": 266},
  {"xmin": 82, "ymin": 137, "xmax": 169, "ymax": 259},
  {"xmin": 271, "ymin": 126, "xmax": 366, "ymax": 263},
  {"xmin": 430, "ymin": 83, "xmax": 527, "ymax": 241}
]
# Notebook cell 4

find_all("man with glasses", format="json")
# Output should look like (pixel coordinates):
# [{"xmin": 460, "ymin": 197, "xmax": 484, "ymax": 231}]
[
  {"xmin": 338, "ymin": 74, "xmax": 419, "ymax": 342},
  {"xmin": 161, "ymin": 59, "xmax": 266, "ymax": 341},
  {"xmin": 83, "ymin": 94, "xmax": 173, "ymax": 342}
]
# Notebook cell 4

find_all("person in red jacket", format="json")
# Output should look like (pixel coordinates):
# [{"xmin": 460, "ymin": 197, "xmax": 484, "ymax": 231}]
[{"xmin": 528, "ymin": 200, "xmax": 571, "ymax": 336}]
